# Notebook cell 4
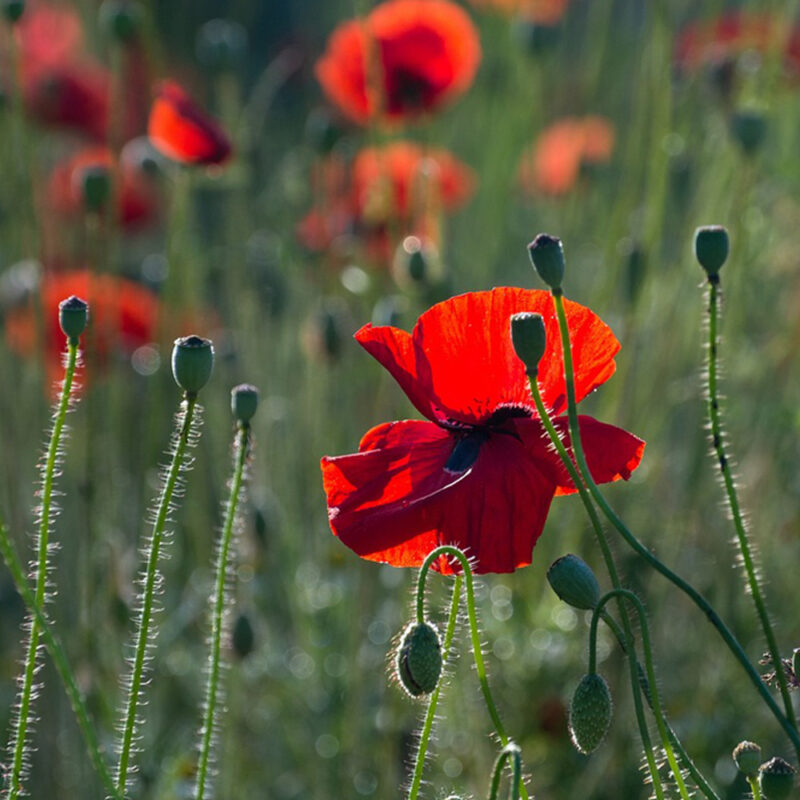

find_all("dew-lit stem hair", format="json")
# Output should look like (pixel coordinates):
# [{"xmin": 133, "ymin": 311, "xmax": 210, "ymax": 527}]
[{"xmin": 4, "ymin": 330, "xmax": 80, "ymax": 799}]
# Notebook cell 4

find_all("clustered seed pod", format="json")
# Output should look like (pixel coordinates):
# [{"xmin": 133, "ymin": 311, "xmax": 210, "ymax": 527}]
[
  {"xmin": 547, "ymin": 554, "xmax": 600, "ymax": 610},
  {"xmin": 694, "ymin": 225, "xmax": 729, "ymax": 278},
  {"xmin": 171, "ymin": 335, "xmax": 214, "ymax": 396},
  {"xmin": 732, "ymin": 740, "xmax": 762, "ymax": 778},
  {"xmin": 231, "ymin": 383, "xmax": 259, "ymax": 425},
  {"xmin": 510, "ymin": 312, "xmax": 546, "ymax": 375},
  {"xmin": 395, "ymin": 621, "xmax": 442, "ymax": 697},
  {"xmin": 758, "ymin": 756, "xmax": 796, "ymax": 800},
  {"xmin": 58, "ymin": 295, "xmax": 89, "ymax": 343},
  {"xmin": 527, "ymin": 233, "xmax": 565, "ymax": 291},
  {"xmin": 569, "ymin": 673, "xmax": 613, "ymax": 754}
]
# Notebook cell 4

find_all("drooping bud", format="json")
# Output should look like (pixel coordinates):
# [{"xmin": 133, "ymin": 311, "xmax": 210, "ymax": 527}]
[
  {"xmin": 510, "ymin": 312, "xmax": 546, "ymax": 375},
  {"xmin": 231, "ymin": 383, "xmax": 259, "ymax": 425},
  {"xmin": 758, "ymin": 757, "xmax": 796, "ymax": 800},
  {"xmin": 568, "ymin": 673, "xmax": 613, "ymax": 754},
  {"xmin": 196, "ymin": 18, "xmax": 248, "ymax": 72},
  {"xmin": 730, "ymin": 110, "xmax": 767, "ymax": 157},
  {"xmin": 2, "ymin": 0, "xmax": 24, "ymax": 23},
  {"xmin": 58, "ymin": 296, "xmax": 88, "ymax": 343},
  {"xmin": 694, "ymin": 225, "xmax": 729, "ymax": 279},
  {"xmin": 547, "ymin": 554, "xmax": 601, "ymax": 610},
  {"xmin": 171, "ymin": 335, "xmax": 214, "ymax": 396},
  {"xmin": 732, "ymin": 741, "xmax": 762, "ymax": 778},
  {"xmin": 395, "ymin": 621, "xmax": 442, "ymax": 697},
  {"xmin": 231, "ymin": 612, "xmax": 255, "ymax": 659},
  {"xmin": 99, "ymin": 0, "xmax": 142, "ymax": 43},
  {"xmin": 79, "ymin": 165, "xmax": 111, "ymax": 213},
  {"xmin": 527, "ymin": 233, "xmax": 565, "ymax": 291}
]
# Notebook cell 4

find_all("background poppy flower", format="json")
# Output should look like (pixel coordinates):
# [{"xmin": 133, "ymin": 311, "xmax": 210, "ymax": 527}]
[
  {"xmin": 147, "ymin": 81, "xmax": 232, "ymax": 166},
  {"xmin": 465, "ymin": 0, "xmax": 569, "ymax": 24},
  {"xmin": 315, "ymin": 0, "xmax": 481, "ymax": 125},
  {"xmin": 321, "ymin": 287, "xmax": 644, "ymax": 574},
  {"xmin": 518, "ymin": 116, "xmax": 615, "ymax": 196}
]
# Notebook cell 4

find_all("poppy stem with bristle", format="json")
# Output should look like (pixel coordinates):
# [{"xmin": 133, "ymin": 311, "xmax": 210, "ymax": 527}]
[{"xmin": 487, "ymin": 742, "xmax": 523, "ymax": 800}]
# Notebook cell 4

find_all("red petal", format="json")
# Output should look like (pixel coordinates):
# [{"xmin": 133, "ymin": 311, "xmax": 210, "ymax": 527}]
[
  {"xmin": 321, "ymin": 418, "xmax": 558, "ymax": 574},
  {"xmin": 545, "ymin": 415, "xmax": 645, "ymax": 496},
  {"xmin": 357, "ymin": 288, "xmax": 620, "ymax": 425}
]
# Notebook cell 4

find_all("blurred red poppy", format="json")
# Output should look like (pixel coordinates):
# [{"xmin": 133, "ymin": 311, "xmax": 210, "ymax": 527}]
[
  {"xmin": 321, "ymin": 288, "xmax": 644, "ymax": 574},
  {"xmin": 5, "ymin": 270, "xmax": 159, "ymax": 386},
  {"xmin": 466, "ymin": 0, "xmax": 568, "ymax": 24},
  {"xmin": 147, "ymin": 81, "xmax": 232, "ymax": 166},
  {"xmin": 47, "ymin": 146, "xmax": 158, "ymax": 229},
  {"xmin": 675, "ymin": 11, "xmax": 800, "ymax": 76},
  {"xmin": 315, "ymin": 0, "xmax": 481, "ymax": 125},
  {"xmin": 518, "ymin": 116, "xmax": 615, "ymax": 196}
]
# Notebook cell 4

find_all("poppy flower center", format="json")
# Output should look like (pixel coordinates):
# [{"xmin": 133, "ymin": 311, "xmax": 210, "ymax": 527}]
[{"xmin": 387, "ymin": 68, "xmax": 433, "ymax": 112}]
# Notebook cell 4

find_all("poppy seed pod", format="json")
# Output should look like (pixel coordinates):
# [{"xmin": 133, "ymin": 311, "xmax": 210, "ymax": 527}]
[
  {"xmin": 172, "ymin": 336, "xmax": 214, "ymax": 396},
  {"xmin": 232, "ymin": 612, "xmax": 255, "ymax": 659},
  {"xmin": 732, "ymin": 741, "xmax": 762, "ymax": 778},
  {"xmin": 694, "ymin": 225, "xmax": 729, "ymax": 278},
  {"xmin": 730, "ymin": 109, "xmax": 767, "ymax": 156},
  {"xmin": 547, "ymin": 554, "xmax": 601, "ymax": 610},
  {"xmin": 510, "ymin": 312, "xmax": 546, "ymax": 375},
  {"xmin": 2, "ymin": 0, "xmax": 24, "ymax": 23},
  {"xmin": 528, "ymin": 233, "xmax": 565, "ymax": 290},
  {"xmin": 395, "ymin": 621, "xmax": 442, "ymax": 697},
  {"xmin": 231, "ymin": 383, "xmax": 259, "ymax": 425},
  {"xmin": 569, "ymin": 673, "xmax": 613, "ymax": 754},
  {"xmin": 758, "ymin": 757, "xmax": 796, "ymax": 800},
  {"xmin": 58, "ymin": 296, "xmax": 88, "ymax": 343}
]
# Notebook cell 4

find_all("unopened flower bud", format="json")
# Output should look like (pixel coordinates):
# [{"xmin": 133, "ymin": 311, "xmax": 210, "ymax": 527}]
[
  {"xmin": 694, "ymin": 225, "xmax": 729, "ymax": 279},
  {"xmin": 305, "ymin": 108, "xmax": 343, "ymax": 154},
  {"xmin": 514, "ymin": 18, "xmax": 561, "ymax": 55},
  {"xmin": 231, "ymin": 383, "xmax": 259, "ymax": 425},
  {"xmin": 569, "ymin": 673, "xmax": 613, "ymax": 754},
  {"xmin": 58, "ymin": 295, "xmax": 88, "ymax": 343},
  {"xmin": 510, "ymin": 312, "xmax": 546, "ymax": 375},
  {"xmin": 730, "ymin": 110, "xmax": 767, "ymax": 157},
  {"xmin": 2, "ymin": 0, "xmax": 24, "ymax": 23},
  {"xmin": 732, "ymin": 741, "xmax": 762, "ymax": 778},
  {"xmin": 172, "ymin": 335, "xmax": 214, "ymax": 396},
  {"xmin": 758, "ymin": 757, "xmax": 796, "ymax": 800},
  {"xmin": 231, "ymin": 612, "xmax": 255, "ymax": 659},
  {"xmin": 547, "ymin": 554, "xmax": 600, "ymax": 610},
  {"xmin": 527, "ymin": 233, "xmax": 565, "ymax": 291},
  {"xmin": 99, "ymin": 0, "xmax": 142, "ymax": 43},
  {"xmin": 79, "ymin": 165, "xmax": 111, "ymax": 213},
  {"xmin": 395, "ymin": 621, "xmax": 442, "ymax": 697}
]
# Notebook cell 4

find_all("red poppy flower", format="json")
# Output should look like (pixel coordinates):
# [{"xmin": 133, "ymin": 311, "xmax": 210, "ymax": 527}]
[
  {"xmin": 518, "ymin": 116, "xmax": 615, "ymax": 196},
  {"xmin": 47, "ymin": 146, "xmax": 158, "ymax": 229},
  {"xmin": 147, "ymin": 81, "xmax": 232, "ymax": 166},
  {"xmin": 315, "ymin": 0, "xmax": 481, "ymax": 125},
  {"xmin": 5, "ymin": 270, "xmax": 159, "ymax": 386},
  {"xmin": 320, "ymin": 288, "xmax": 644, "ymax": 574},
  {"xmin": 465, "ymin": 0, "xmax": 569, "ymax": 24}
]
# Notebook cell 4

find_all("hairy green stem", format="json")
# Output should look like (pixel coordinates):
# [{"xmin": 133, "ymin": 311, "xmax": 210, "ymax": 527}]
[
  {"xmin": 416, "ymin": 546, "xmax": 529, "ymax": 800},
  {"xmin": 487, "ymin": 742, "xmax": 522, "ymax": 800},
  {"xmin": 748, "ymin": 775, "xmax": 762, "ymax": 800},
  {"xmin": 6, "ymin": 338, "xmax": 78, "ymax": 798},
  {"xmin": 115, "ymin": 394, "xmax": 199, "ymax": 795},
  {"xmin": 592, "ymin": 590, "xmax": 690, "ymax": 800},
  {"xmin": 550, "ymin": 289, "xmax": 800, "ymax": 761},
  {"xmin": 706, "ymin": 276, "xmax": 796, "ymax": 727},
  {"xmin": 0, "ymin": 519, "xmax": 121, "ymax": 800},
  {"xmin": 407, "ymin": 574, "xmax": 462, "ymax": 800},
  {"xmin": 195, "ymin": 423, "xmax": 250, "ymax": 800}
]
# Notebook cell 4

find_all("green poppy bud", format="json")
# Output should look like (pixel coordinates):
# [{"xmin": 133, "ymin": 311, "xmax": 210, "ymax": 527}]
[
  {"xmin": 171, "ymin": 335, "xmax": 214, "ymax": 396},
  {"xmin": 2, "ymin": 0, "xmax": 24, "ymax": 23},
  {"xmin": 510, "ymin": 312, "xmax": 546, "ymax": 376},
  {"xmin": 694, "ymin": 225, "xmax": 729, "ymax": 279},
  {"xmin": 395, "ymin": 621, "xmax": 442, "ymax": 697},
  {"xmin": 514, "ymin": 18, "xmax": 561, "ymax": 55},
  {"xmin": 232, "ymin": 612, "xmax": 255, "ymax": 659},
  {"xmin": 732, "ymin": 741, "xmax": 762, "ymax": 778},
  {"xmin": 569, "ymin": 673, "xmax": 613, "ymax": 754},
  {"xmin": 99, "ymin": 0, "xmax": 142, "ymax": 43},
  {"xmin": 758, "ymin": 757, "xmax": 796, "ymax": 800},
  {"xmin": 58, "ymin": 296, "xmax": 88, "ymax": 343},
  {"xmin": 231, "ymin": 383, "xmax": 259, "ymax": 425},
  {"xmin": 730, "ymin": 109, "xmax": 767, "ymax": 157},
  {"xmin": 547, "ymin": 554, "xmax": 601, "ymax": 610},
  {"xmin": 79, "ymin": 165, "xmax": 111, "ymax": 213},
  {"xmin": 305, "ymin": 108, "xmax": 343, "ymax": 154},
  {"xmin": 527, "ymin": 233, "xmax": 565, "ymax": 291}
]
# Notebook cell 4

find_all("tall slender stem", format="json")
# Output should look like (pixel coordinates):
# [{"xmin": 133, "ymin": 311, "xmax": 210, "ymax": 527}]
[
  {"xmin": 115, "ymin": 394, "xmax": 199, "ymax": 795},
  {"xmin": 6, "ymin": 339, "xmax": 78, "ymax": 799},
  {"xmin": 705, "ymin": 275, "xmax": 795, "ymax": 727},
  {"xmin": 550, "ymin": 289, "xmax": 800, "ymax": 762},
  {"xmin": 195, "ymin": 423, "xmax": 250, "ymax": 800}
]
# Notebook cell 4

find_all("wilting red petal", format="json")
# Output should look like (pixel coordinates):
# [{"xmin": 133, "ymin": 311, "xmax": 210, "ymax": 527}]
[
  {"xmin": 322, "ymin": 418, "xmax": 559, "ymax": 574},
  {"xmin": 148, "ymin": 81, "xmax": 231, "ymax": 166},
  {"xmin": 357, "ymin": 287, "xmax": 619, "ymax": 425}
]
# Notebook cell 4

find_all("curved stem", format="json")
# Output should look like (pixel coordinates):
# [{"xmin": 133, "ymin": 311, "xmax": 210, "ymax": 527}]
[
  {"xmin": 705, "ymin": 276, "xmax": 796, "ymax": 727},
  {"xmin": 195, "ymin": 423, "xmax": 250, "ymax": 800},
  {"xmin": 592, "ymin": 590, "xmax": 690, "ymax": 800},
  {"xmin": 7, "ymin": 339, "xmax": 78, "ymax": 798},
  {"xmin": 0, "ymin": 519, "xmax": 121, "ymax": 800},
  {"xmin": 550, "ymin": 289, "xmax": 800, "ymax": 761},
  {"xmin": 487, "ymin": 742, "xmax": 522, "ymax": 800},
  {"xmin": 407, "ymin": 575, "xmax": 462, "ymax": 800},
  {"xmin": 417, "ymin": 546, "xmax": 530, "ymax": 800},
  {"xmin": 115, "ymin": 394, "xmax": 198, "ymax": 795}
]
